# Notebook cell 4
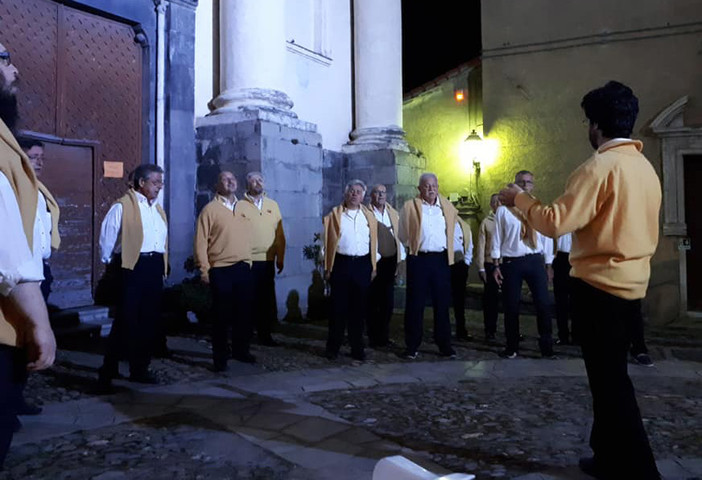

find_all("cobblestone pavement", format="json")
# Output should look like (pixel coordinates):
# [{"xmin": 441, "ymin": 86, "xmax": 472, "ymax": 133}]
[{"xmin": 2, "ymin": 312, "xmax": 701, "ymax": 479}]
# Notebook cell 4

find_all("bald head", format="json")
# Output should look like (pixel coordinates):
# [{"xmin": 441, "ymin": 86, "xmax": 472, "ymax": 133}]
[{"xmin": 216, "ymin": 171, "xmax": 237, "ymax": 197}]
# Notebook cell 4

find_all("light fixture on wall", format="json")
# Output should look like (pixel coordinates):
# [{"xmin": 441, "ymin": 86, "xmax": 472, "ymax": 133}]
[
  {"xmin": 454, "ymin": 88, "xmax": 466, "ymax": 102},
  {"xmin": 463, "ymin": 129, "xmax": 483, "ymax": 177}
]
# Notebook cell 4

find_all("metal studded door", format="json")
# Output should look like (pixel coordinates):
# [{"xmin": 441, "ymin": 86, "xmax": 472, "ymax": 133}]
[{"xmin": 0, "ymin": 0, "xmax": 144, "ymax": 307}]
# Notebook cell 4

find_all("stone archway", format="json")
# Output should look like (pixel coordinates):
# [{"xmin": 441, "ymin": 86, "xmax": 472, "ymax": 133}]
[{"xmin": 650, "ymin": 96, "xmax": 702, "ymax": 316}]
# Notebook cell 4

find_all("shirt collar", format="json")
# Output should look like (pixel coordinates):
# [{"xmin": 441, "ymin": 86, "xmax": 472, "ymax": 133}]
[
  {"xmin": 597, "ymin": 138, "xmax": 643, "ymax": 154},
  {"xmin": 134, "ymin": 190, "xmax": 156, "ymax": 206},
  {"xmin": 421, "ymin": 197, "xmax": 441, "ymax": 207}
]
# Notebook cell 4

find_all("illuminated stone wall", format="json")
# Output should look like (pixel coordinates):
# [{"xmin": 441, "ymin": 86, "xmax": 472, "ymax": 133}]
[
  {"xmin": 403, "ymin": 64, "xmax": 483, "ymax": 202},
  {"xmin": 481, "ymin": 0, "xmax": 702, "ymax": 322}
]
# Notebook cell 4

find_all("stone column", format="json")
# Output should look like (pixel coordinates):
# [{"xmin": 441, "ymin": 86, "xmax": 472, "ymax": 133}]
[
  {"xmin": 211, "ymin": 0, "xmax": 294, "ymax": 115},
  {"xmin": 347, "ymin": 0, "xmax": 407, "ymax": 150}
]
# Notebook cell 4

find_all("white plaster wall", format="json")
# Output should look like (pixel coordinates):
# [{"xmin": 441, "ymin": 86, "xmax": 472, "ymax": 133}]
[
  {"xmin": 194, "ymin": 0, "xmax": 214, "ymax": 119},
  {"xmin": 283, "ymin": 1, "xmax": 353, "ymax": 151}
]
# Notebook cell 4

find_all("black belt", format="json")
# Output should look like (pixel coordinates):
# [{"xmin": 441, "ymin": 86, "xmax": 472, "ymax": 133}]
[
  {"xmin": 417, "ymin": 250, "xmax": 446, "ymax": 256},
  {"xmin": 139, "ymin": 251, "xmax": 163, "ymax": 258},
  {"xmin": 502, "ymin": 253, "xmax": 542, "ymax": 262},
  {"xmin": 336, "ymin": 253, "xmax": 370, "ymax": 260}
]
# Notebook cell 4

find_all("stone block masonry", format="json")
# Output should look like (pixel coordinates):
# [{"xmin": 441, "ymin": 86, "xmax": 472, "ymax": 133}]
[{"xmin": 196, "ymin": 114, "xmax": 323, "ymax": 319}]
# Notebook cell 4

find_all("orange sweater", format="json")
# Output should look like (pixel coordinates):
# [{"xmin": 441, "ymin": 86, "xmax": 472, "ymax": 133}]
[
  {"xmin": 194, "ymin": 196, "xmax": 253, "ymax": 282},
  {"xmin": 514, "ymin": 139, "xmax": 661, "ymax": 299},
  {"xmin": 237, "ymin": 195, "xmax": 286, "ymax": 262}
]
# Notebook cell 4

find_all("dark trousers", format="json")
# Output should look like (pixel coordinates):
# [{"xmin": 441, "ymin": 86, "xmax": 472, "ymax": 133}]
[
  {"xmin": 40, "ymin": 261, "xmax": 52, "ymax": 303},
  {"xmin": 501, "ymin": 254, "xmax": 553, "ymax": 355},
  {"xmin": 367, "ymin": 255, "xmax": 397, "ymax": 346},
  {"xmin": 327, "ymin": 254, "xmax": 372, "ymax": 356},
  {"xmin": 0, "ymin": 345, "xmax": 24, "ymax": 468},
  {"xmin": 572, "ymin": 278, "xmax": 660, "ymax": 479},
  {"xmin": 404, "ymin": 252, "xmax": 453, "ymax": 354},
  {"xmin": 450, "ymin": 261, "xmax": 469, "ymax": 337},
  {"xmin": 209, "ymin": 262, "xmax": 253, "ymax": 366},
  {"xmin": 482, "ymin": 263, "xmax": 499, "ymax": 336},
  {"xmin": 251, "ymin": 261, "xmax": 276, "ymax": 342},
  {"xmin": 553, "ymin": 251, "xmax": 573, "ymax": 343},
  {"xmin": 101, "ymin": 253, "xmax": 164, "ymax": 378},
  {"xmin": 630, "ymin": 308, "xmax": 649, "ymax": 356}
]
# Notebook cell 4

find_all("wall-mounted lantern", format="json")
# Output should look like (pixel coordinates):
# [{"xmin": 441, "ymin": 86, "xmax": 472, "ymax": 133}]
[
  {"xmin": 463, "ymin": 129, "xmax": 483, "ymax": 177},
  {"xmin": 454, "ymin": 88, "xmax": 466, "ymax": 102}
]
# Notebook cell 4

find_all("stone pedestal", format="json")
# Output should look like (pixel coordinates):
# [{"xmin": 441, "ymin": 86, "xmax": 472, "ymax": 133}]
[
  {"xmin": 196, "ymin": 112, "xmax": 323, "ymax": 319},
  {"xmin": 322, "ymin": 148, "xmax": 426, "ymax": 215}
]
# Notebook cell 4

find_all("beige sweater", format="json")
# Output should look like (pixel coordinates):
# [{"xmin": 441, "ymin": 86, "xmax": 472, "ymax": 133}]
[
  {"xmin": 514, "ymin": 139, "xmax": 661, "ymax": 299},
  {"xmin": 194, "ymin": 196, "xmax": 252, "ymax": 282},
  {"xmin": 237, "ymin": 195, "xmax": 286, "ymax": 262},
  {"xmin": 476, "ymin": 212, "xmax": 496, "ymax": 267}
]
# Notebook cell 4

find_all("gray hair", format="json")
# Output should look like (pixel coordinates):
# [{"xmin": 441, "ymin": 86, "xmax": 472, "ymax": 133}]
[
  {"xmin": 370, "ymin": 184, "xmax": 387, "ymax": 195},
  {"xmin": 344, "ymin": 179, "xmax": 367, "ymax": 194},
  {"xmin": 418, "ymin": 172, "xmax": 438, "ymax": 185},
  {"xmin": 246, "ymin": 171, "xmax": 263, "ymax": 182}
]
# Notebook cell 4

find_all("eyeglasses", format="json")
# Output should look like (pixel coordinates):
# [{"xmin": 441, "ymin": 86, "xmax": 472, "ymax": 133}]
[{"xmin": 0, "ymin": 51, "xmax": 11, "ymax": 67}]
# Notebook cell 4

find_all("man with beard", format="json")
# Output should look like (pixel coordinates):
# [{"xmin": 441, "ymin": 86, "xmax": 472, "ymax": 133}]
[
  {"xmin": 0, "ymin": 41, "xmax": 57, "ymax": 468},
  {"xmin": 499, "ymin": 81, "xmax": 661, "ymax": 479},
  {"xmin": 238, "ymin": 171, "xmax": 285, "ymax": 346}
]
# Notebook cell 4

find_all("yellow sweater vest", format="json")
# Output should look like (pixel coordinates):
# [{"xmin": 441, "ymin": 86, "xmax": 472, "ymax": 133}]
[
  {"xmin": 237, "ymin": 195, "xmax": 286, "ymax": 262},
  {"xmin": 323, "ymin": 204, "xmax": 378, "ymax": 273},
  {"xmin": 117, "ymin": 189, "xmax": 168, "ymax": 275},
  {"xmin": 398, "ymin": 196, "xmax": 459, "ymax": 266},
  {"xmin": 38, "ymin": 181, "xmax": 61, "ymax": 250},
  {"xmin": 194, "ymin": 196, "xmax": 253, "ymax": 281},
  {"xmin": 515, "ymin": 139, "xmax": 660, "ymax": 299},
  {"xmin": 0, "ymin": 119, "xmax": 39, "ymax": 348}
]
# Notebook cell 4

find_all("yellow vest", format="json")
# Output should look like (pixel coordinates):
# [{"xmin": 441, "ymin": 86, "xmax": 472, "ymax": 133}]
[
  {"xmin": 38, "ymin": 181, "xmax": 61, "ymax": 250},
  {"xmin": 116, "ymin": 189, "xmax": 168, "ymax": 275},
  {"xmin": 0, "ymin": 119, "xmax": 39, "ymax": 347}
]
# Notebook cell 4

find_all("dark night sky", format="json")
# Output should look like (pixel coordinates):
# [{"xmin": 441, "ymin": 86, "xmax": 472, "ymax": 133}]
[{"xmin": 402, "ymin": 1, "xmax": 482, "ymax": 92}]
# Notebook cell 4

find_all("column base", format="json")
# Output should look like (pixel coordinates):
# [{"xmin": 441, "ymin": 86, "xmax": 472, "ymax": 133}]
[
  {"xmin": 343, "ymin": 126, "xmax": 410, "ymax": 153},
  {"xmin": 210, "ymin": 87, "xmax": 296, "ymax": 117}
]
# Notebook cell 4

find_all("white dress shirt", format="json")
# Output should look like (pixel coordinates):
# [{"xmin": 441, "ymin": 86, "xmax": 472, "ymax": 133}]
[
  {"xmin": 371, "ymin": 205, "xmax": 406, "ymax": 261},
  {"xmin": 0, "ymin": 172, "xmax": 44, "ymax": 296},
  {"xmin": 556, "ymin": 233, "xmax": 572, "ymax": 253},
  {"xmin": 419, "ymin": 200, "xmax": 448, "ymax": 252},
  {"xmin": 491, "ymin": 206, "xmax": 554, "ymax": 264},
  {"xmin": 219, "ymin": 195, "xmax": 237, "ymax": 211},
  {"xmin": 453, "ymin": 221, "xmax": 472, "ymax": 266},
  {"xmin": 336, "ymin": 207, "xmax": 371, "ymax": 257},
  {"xmin": 99, "ymin": 191, "xmax": 168, "ymax": 263},
  {"xmin": 35, "ymin": 192, "xmax": 52, "ymax": 260}
]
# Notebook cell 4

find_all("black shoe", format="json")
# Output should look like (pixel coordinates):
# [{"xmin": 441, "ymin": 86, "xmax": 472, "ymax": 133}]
[
  {"xmin": 485, "ymin": 332, "xmax": 496, "ymax": 341},
  {"xmin": 95, "ymin": 375, "xmax": 115, "ymax": 395},
  {"xmin": 152, "ymin": 348, "xmax": 173, "ymax": 359},
  {"xmin": 518, "ymin": 334, "xmax": 526, "ymax": 341},
  {"xmin": 456, "ymin": 332, "xmax": 473, "ymax": 342},
  {"xmin": 578, "ymin": 456, "xmax": 606, "ymax": 479},
  {"xmin": 324, "ymin": 350, "xmax": 338, "ymax": 360},
  {"xmin": 129, "ymin": 371, "xmax": 159, "ymax": 384},
  {"xmin": 350, "ymin": 351, "xmax": 366, "ymax": 362},
  {"xmin": 210, "ymin": 361, "xmax": 228, "ymax": 373},
  {"xmin": 258, "ymin": 337, "xmax": 280, "ymax": 347},
  {"xmin": 17, "ymin": 401, "xmax": 43, "ymax": 416},
  {"xmin": 402, "ymin": 350, "xmax": 419, "ymax": 360},
  {"xmin": 439, "ymin": 348, "xmax": 457, "ymax": 359},
  {"xmin": 554, "ymin": 338, "xmax": 570, "ymax": 346},
  {"xmin": 12, "ymin": 416, "xmax": 21, "ymax": 433},
  {"xmin": 499, "ymin": 349, "xmax": 517, "ymax": 359},
  {"xmin": 232, "ymin": 352, "xmax": 256, "ymax": 364}
]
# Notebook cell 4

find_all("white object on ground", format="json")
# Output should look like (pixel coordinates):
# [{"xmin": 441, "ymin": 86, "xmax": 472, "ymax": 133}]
[{"xmin": 372, "ymin": 455, "xmax": 475, "ymax": 480}]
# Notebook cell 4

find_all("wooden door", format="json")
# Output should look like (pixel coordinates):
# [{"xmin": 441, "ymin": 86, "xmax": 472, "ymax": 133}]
[
  {"xmin": 684, "ymin": 154, "xmax": 702, "ymax": 312},
  {"xmin": 41, "ymin": 142, "xmax": 95, "ymax": 308}
]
